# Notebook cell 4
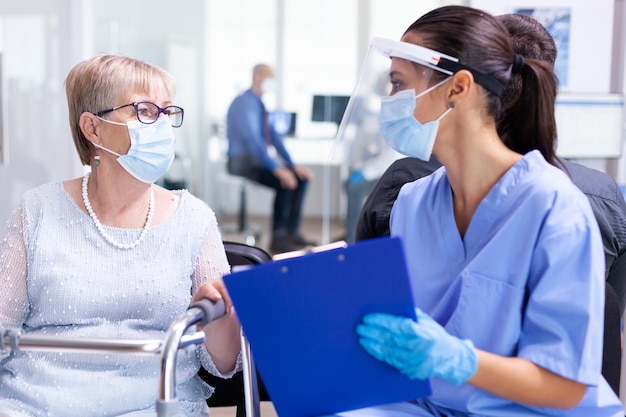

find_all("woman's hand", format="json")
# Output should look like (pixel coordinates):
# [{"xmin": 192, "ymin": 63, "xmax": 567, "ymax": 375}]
[
  {"xmin": 191, "ymin": 279, "xmax": 235, "ymax": 319},
  {"xmin": 358, "ymin": 308, "xmax": 586, "ymax": 408},
  {"xmin": 192, "ymin": 279, "xmax": 241, "ymax": 374},
  {"xmin": 357, "ymin": 308, "xmax": 478, "ymax": 385}
]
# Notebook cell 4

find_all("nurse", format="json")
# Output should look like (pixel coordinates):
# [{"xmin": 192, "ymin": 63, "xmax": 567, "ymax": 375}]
[{"xmin": 337, "ymin": 5, "xmax": 623, "ymax": 417}]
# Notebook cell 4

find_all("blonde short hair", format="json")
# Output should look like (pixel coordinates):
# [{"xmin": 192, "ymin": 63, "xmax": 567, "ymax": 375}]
[{"xmin": 64, "ymin": 54, "xmax": 176, "ymax": 165}]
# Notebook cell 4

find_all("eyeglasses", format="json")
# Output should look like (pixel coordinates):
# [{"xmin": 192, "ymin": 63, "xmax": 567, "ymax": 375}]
[{"xmin": 96, "ymin": 102, "xmax": 184, "ymax": 128}]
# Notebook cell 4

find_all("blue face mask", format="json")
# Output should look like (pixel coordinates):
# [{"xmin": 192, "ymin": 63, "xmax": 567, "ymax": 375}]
[
  {"xmin": 379, "ymin": 79, "xmax": 452, "ymax": 161},
  {"xmin": 93, "ymin": 115, "xmax": 176, "ymax": 183}
]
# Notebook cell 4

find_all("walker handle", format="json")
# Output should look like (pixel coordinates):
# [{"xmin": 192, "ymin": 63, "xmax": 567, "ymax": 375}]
[{"xmin": 189, "ymin": 299, "xmax": 226, "ymax": 326}]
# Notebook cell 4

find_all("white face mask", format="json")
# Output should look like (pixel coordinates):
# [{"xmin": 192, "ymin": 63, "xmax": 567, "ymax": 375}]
[
  {"xmin": 261, "ymin": 78, "xmax": 276, "ymax": 94},
  {"xmin": 93, "ymin": 116, "xmax": 176, "ymax": 183},
  {"xmin": 379, "ymin": 78, "xmax": 452, "ymax": 161}
]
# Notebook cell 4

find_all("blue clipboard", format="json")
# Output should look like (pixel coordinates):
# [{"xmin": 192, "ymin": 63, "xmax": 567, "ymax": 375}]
[{"xmin": 223, "ymin": 236, "xmax": 431, "ymax": 417}]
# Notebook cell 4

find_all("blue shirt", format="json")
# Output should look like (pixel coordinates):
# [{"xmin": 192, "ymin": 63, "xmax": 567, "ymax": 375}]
[
  {"xmin": 226, "ymin": 89, "xmax": 293, "ymax": 171},
  {"xmin": 387, "ymin": 151, "xmax": 622, "ymax": 416}
]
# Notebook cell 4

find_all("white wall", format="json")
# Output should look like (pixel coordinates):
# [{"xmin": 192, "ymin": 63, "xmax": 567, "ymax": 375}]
[
  {"xmin": 205, "ymin": 0, "xmax": 458, "ymax": 220},
  {"xmin": 1, "ymin": 0, "xmax": 623, "ymax": 226},
  {"xmin": 471, "ymin": 0, "xmax": 626, "ymax": 180},
  {"xmin": 92, "ymin": 0, "xmax": 207, "ymax": 196},
  {"xmin": 614, "ymin": 0, "xmax": 626, "ymax": 183},
  {"xmin": 0, "ymin": 0, "xmax": 89, "ymax": 225},
  {"xmin": 472, "ymin": 0, "xmax": 615, "ymax": 93}
]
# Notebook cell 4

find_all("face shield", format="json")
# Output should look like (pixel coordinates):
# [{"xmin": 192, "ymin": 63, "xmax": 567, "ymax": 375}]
[
  {"xmin": 330, "ymin": 37, "xmax": 458, "ymax": 162},
  {"xmin": 331, "ymin": 37, "xmax": 505, "ymax": 162}
]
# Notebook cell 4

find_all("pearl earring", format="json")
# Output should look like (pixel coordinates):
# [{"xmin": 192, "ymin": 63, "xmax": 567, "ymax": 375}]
[{"xmin": 94, "ymin": 155, "xmax": 100, "ymax": 167}]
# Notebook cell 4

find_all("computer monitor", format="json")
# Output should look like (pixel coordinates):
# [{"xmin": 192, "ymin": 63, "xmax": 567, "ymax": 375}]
[
  {"xmin": 268, "ymin": 111, "xmax": 297, "ymax": 137},
  {"xmin": 311, "ymin": 95, "xmax": 350, "ymax": 125}
]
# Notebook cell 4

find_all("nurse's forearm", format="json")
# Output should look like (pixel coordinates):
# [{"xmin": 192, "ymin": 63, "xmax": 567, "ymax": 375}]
[{"xmin": 468, "ymin": 349, "xmax": 586, "ymax": 409}]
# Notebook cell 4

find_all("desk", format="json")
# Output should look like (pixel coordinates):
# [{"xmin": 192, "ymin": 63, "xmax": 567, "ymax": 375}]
[{"xmin": 284, "ymin": 137, "xmax": 345, "ymax": 244}]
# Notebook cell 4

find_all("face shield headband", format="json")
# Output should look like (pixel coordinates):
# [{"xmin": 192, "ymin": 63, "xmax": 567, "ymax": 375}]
[{"xmin": 371, "ymin": 37, "xmax": 504, "ymax": 97}]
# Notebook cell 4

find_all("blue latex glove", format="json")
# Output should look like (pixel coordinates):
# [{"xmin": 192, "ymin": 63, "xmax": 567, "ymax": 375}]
[{"xmin": 356, "ymin": 308, "xmax": 478, "ymax": 386}]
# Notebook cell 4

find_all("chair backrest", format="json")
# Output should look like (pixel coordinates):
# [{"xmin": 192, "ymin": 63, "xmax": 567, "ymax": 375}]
[
  {"xmin": 604, "ymin": 282, "xmax": 621, "ymax": 396},
  {"xmin": 223, "ymin": 241, "xmax": 272, "ymax": 266}
]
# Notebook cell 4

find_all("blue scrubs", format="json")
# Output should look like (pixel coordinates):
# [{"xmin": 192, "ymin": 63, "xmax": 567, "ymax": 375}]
[{"xmin": 342, "ymin": 151, "xmax": 623, "ymax": 416}]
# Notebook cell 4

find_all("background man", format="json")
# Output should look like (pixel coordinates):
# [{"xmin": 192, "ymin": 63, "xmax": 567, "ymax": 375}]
[{"xmin": 226, "ymin": 63, "xmax": 315, "ymax": 253}]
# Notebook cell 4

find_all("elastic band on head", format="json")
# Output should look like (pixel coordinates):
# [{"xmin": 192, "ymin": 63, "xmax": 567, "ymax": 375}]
[
  {"xmin": 437, "ymin": 58, "xmax": 505, "ymax": 97},
  {"xmin": 512, "ymin": 54, "xmax": 525, "ymax": 74}
]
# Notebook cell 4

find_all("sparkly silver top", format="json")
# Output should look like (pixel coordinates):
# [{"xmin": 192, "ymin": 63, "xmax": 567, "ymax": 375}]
[{"xmin": 0, "ymin": 182, "xmax": 237, "ymax": 417}]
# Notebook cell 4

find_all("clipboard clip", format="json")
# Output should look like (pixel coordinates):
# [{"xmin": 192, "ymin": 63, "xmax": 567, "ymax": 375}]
[{"xmin": 272, "ymin": 240, "xmax": 348, "ymax": 261}]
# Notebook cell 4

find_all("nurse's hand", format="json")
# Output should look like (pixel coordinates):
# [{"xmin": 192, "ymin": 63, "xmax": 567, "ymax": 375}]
[{"xmin": 356, "ymin": 308, "xmax": 478, "ymax": 386}]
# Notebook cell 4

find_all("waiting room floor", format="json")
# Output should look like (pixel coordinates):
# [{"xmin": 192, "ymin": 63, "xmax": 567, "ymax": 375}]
[
  {"xmin": 211, "ymin": 402, "xmax": 279, "ymax": 417},
  {"xmin": 217, "ymin": 214, "xmax": 346, "ymax": 256}
]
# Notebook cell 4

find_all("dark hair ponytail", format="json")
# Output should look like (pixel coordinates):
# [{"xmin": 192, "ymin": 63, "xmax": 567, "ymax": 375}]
[
  {"xmin": 405, "ymin": 5, "xmax": 562, "ymax": 168},
  {"xmin": 498, "ymin": 57, "xmax": 561, "ymax": 167}
]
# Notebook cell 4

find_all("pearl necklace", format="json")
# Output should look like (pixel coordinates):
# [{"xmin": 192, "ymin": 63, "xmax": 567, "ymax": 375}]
[{"xmin": 82, "ymin": 172, "xmax": 154, "ymax": 250}]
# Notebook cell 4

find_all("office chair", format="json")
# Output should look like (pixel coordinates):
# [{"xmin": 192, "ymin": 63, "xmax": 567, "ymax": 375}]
[
  {"xmin": 603, "ymin": 282, "xmax": 621, "ymax": 396},
  {"xmin": 218, "ymin": 174, "xmax": 264, "ymax": 247},
  {"xmin": 200, "ymin": 241, "xmax": 272, "ymax": 417},
  {"xmin": 222, "ymin": 241, "xmax": 272, "ymax": 266}
]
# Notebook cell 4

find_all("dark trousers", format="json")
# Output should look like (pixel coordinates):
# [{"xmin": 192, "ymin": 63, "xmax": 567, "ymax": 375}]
[{"xmin": 228, "ymin": 156, "xmax": 308, "ymax": 240}]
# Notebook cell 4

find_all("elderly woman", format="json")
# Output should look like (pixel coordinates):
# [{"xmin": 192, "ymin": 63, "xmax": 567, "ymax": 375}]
[{"xmin": 0, "ymin": 54, "xmax": 240, "ymax": 416}]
